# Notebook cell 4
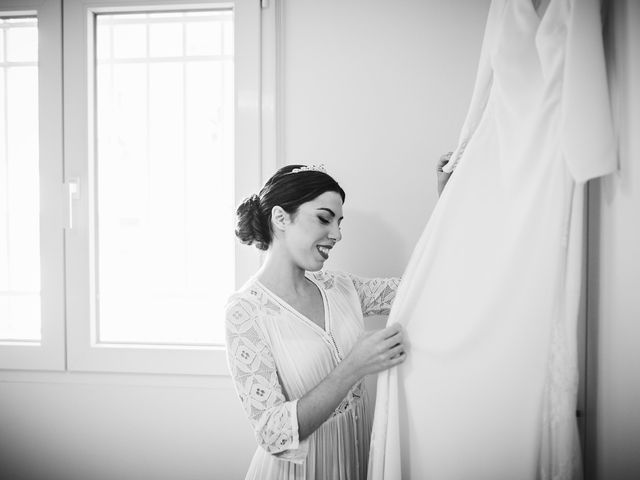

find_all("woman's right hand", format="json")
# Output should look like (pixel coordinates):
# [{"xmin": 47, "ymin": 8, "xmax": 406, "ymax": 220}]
[
  {"xmin": 296, "ymin": 323, "xmax": 406, "ymax": 439},
  {"xmin": 342, "ymin": 323, "xmax": 406, "ymax": 381}
]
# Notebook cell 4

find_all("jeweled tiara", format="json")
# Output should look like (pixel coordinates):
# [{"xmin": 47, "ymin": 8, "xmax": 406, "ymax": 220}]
[{"xmin": 289, "ymin": 164, "xmax": 327, "ymax": 174}]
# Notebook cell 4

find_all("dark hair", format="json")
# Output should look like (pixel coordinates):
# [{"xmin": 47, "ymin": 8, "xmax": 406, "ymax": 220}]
[{"xmin": 235, "ymin": 165, "xmax": 346, "ymax": 250}]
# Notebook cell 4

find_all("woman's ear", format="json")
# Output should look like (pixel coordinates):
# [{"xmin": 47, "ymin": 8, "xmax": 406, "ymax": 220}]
[{"xmin": 270, "ymin": 206, "xmax": 290, "ymax": 232}]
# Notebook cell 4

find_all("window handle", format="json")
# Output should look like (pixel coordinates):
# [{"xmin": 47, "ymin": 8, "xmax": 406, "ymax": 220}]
[{"xmin": 65, "ymin": 178, "xmax": 80, "ymax": 230}]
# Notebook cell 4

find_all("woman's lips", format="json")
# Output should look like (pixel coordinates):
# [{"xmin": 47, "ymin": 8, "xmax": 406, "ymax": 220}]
[{"xmin": 317, "ymin": 245, "xmax": 331, "ymax": 259}]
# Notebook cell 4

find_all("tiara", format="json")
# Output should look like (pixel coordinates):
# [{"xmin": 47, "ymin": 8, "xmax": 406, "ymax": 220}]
[{"xmin": 289, "ymin": 164, "xmax": 327, "ymax": 174}]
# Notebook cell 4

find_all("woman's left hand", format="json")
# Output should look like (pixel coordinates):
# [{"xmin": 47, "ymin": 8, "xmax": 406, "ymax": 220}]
[{"xmin": 437, "ymin": 152, "xmax": 453, "ymax": 196}]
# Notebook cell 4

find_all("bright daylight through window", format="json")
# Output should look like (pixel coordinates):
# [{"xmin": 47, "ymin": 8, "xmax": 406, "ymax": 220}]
[
  {"xmin": 0, "ymin": 16, "xmax": 40, "ymax": 344},
  {"xmin": 94, "ymin": 10, "xmax": 235, "ymax": 346}
]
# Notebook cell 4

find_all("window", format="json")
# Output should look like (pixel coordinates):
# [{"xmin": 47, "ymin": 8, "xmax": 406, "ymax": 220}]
[
  {"xmin": 0, "ymin": 0, "xmax": 267, "ymax": 375},
  {"xmin": 0, "ymin": 0, "xmax": 65, "ymax": 371},
  {"xmin": 0, "ymin": 16, "xmax": 40, "ymax": 343}
]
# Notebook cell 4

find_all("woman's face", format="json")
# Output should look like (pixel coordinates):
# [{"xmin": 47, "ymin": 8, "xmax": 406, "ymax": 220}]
[{"xmin": 284, "ymin": 191, "xmax": 344, "ymax": 271}]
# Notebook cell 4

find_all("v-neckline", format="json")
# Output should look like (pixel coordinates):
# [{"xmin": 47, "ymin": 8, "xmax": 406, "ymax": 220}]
[
  {"xmin": 522, "ymin": 0, "xmax": 552, "ymax": 31},
  {"xmin": 529, "ymin": 0, "xmax": 551, "ymax": 22},
  {"xmin": 255, "ymin": 274, "xmax": 330, "ymax": 335}
]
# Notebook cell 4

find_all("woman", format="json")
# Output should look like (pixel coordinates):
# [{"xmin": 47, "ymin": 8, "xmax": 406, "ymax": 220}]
[{"xmin": 225, "ymin": 164, "xmax": 409, "ymax": 479}]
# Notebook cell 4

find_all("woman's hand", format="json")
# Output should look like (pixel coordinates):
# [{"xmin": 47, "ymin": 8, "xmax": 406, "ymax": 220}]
[
  {"xmin": 341, "ymin": 323, "xmax": 406, "ymax": 382},
  {"xmin": 437, "ymin": 151, "xmax": 453, "ymax": 196},
  {"xmin": 296, "ymin": 323, "xmax": 406, "ymax": 439}
]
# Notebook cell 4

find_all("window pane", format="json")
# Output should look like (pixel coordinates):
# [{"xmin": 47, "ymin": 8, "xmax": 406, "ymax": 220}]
[
  {"xmin": 113, "ymin": 23, "xmax": 146, "ymax": 59},
  {"xmin": 0, "ymin": 17, "xmax": 40, "ymax": 342},
  {"xmin": 6, "ymin": 18, "xmax": 37, "ymax": 62},
  {"xmin": 95, "ymin": 11, "xmax": 234, "ymax": 346},
  {"xmin": 149, "ymin": 22, "xmax": 182, "ymax": 57},
  {"xmin": 186, "ymin": 20, "xmax": 222, "ymax": 56}
]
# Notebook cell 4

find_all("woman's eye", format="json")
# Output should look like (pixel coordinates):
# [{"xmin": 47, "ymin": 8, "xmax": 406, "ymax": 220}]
[{"xmin": 318, "ymin": 217, "xmax": 329, "ymax": 224}]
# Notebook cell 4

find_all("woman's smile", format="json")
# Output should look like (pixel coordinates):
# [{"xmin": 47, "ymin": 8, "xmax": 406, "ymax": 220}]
[
  {"xmin": 317, "ymin": 244, "xmax": 333, "ymax": 260},
  {"xmin": 282, "ymin": 191, "xmax": 343, "ymax": 269}
]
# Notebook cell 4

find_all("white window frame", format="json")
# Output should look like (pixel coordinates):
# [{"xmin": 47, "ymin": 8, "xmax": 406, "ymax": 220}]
[
  {"xmin": 0, "ymin": 0, "xmax": 66, "ymax": 371},
  {"xmin": 0, "ymin": 0, "xmax": 270, "ymax": 376},
  {"xmin": 64, "ymin": 0, "xmax": 263, "ymax": 375}
]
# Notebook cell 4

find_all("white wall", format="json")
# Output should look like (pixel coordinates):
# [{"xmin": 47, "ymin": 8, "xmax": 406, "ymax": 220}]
[
  {"xmin": 0, "ymin": 1, "xmax": 491, "ymax": 479},
  {"xmin": 586, "ymin": 1, "xmax": 640, "ymax": 479},
  {"xmin": 282, "ymin": 0, "xmax": 490, "ymax": 278},
  {"xmin": 0, "ymin": 374, "xmax": 254, "ymax": 480}
]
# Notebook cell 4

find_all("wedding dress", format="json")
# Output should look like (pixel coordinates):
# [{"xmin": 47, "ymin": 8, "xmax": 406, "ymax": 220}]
[{"xmin": 368, "ymin": 0, "xmax": 615, "ymax": 478}]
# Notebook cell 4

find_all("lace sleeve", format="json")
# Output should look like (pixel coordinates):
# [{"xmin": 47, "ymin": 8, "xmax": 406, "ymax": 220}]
[
  {"xmin": 225, "ymin": 296, "xmax": 309, "ymax": 463},
  {"xmin": 348, "ymin": 274, "xmax": 401, "ymax": 317}
]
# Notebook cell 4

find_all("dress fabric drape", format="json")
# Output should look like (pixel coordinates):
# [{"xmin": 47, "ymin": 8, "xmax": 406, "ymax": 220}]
[
  {"xmin": 226, "ymin": 271, "xmax": 399, "ymax": 480},
  {"xmin": 368, "ymin": 1, "xmax": 615, "ymax": 479}
]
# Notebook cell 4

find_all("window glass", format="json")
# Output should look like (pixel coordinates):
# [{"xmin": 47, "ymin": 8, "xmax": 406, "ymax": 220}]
[
  {"xmin": 94, "ymin": 11, "xmax": 234, "ymax": 345},
  {"xmin": 0, "ymin": 17, "xmax": 40, "ymax": 342}
]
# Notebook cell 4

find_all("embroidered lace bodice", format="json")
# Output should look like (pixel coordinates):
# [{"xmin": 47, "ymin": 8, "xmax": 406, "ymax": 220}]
[{"xmin": 225, "ymin": 270, "xmax": 399, "ymax": 478}]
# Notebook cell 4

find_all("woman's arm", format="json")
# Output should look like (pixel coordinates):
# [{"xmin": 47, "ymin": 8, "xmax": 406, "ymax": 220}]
[
  {"xmin": 226, "ymin": 297, "xmax": 309, "ymax": 462},
  {"xmin": 348, "ymin": 274, "xmax": 401, "ymax": 317},
  {"xmin": 226, "ymin": 297, "xmax": 406, "ymax": 457},
  {"xmin": 296, "ymin": 324, "xmax": 405, "ymax": 439}
]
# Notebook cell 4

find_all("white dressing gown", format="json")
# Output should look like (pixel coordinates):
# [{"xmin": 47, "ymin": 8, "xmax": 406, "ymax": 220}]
[
  {"xmin": 226, "ymin": 271, "xmax": 399, "ymax": 480},
  {"xmin": 368, "ymin": 0, "xmax": 616, "ymax": 479}
]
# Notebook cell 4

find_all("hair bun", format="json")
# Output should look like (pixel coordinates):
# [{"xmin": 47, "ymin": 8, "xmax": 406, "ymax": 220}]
[
  {"xmin": 247, "ymin": 194, "xmax": 261, "ymax": 209},
  {"xmin": 235, "ymin": 194, "xmax": 270, "ymax": 250}
]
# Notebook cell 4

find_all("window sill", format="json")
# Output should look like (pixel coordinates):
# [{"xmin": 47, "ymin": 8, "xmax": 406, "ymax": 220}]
[{"xmin": 0, "ymin": 368, "xmax": 233, "ymax": 389}]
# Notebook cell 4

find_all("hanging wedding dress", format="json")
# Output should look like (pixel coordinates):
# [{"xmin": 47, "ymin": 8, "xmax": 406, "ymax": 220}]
[{"xmin": 368, "ymin": 0, "xmax": 615, "ymax": 479}]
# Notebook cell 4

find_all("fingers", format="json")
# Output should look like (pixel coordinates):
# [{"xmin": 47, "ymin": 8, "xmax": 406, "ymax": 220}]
[
  {"xmin": 387, "ymin": 351, "xmax": 407, "ymax": 367},
  {"xmin": 381, "ymin": 332, "xmax": 402, "ymax": 352},
  {"xmin": 382, "ymin": 344, "xmax": 406, "ymax": 370},
  {"xmin": 378, "ymin": 325, "xmax": 405, "ymax": 357},
  {"xmin": 438, "ymin": 152, "xmax": 452, "ymax": 161},
  {"xmin": 378, "ymin": 323, "xmax": 403, "ymax": 340},
  {"xmin": 381, "ymin": 324, "xmax": 403, "ymax": 348},
  {"xmin": 387, "ymin": 342, "xmax": 405, "ymax": 359},
  {"xmin": 366, "ymin": 325, "xmax": 394, "ymax": 344},
  {"xmin": 437, "ymin": 151, "xmax": 454, "ymax": 172},
  {"xmin": 354, "ymin": 324, "xmax": 407, "ymax": 374}
]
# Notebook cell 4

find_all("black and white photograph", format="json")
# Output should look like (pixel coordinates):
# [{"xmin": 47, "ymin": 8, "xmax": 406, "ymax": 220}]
[{"xmin": 0, "ymin": 0, "xmax": 638, "ymax": 479}]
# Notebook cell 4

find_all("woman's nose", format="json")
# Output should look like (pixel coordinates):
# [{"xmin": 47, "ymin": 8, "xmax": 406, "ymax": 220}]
[{"xmin": 329, "ymin": 224, "xmax": 342, "ymax": 242}]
